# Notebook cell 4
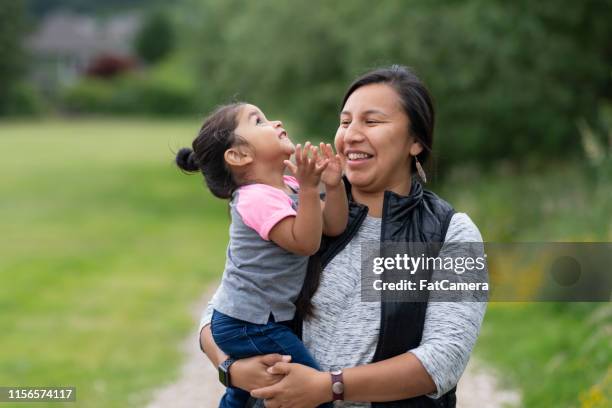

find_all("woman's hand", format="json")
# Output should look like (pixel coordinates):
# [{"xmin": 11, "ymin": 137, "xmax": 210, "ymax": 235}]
[
  {"xmin": 250, "ymin": 362, "xmax": 331, "ymax": 408},
  {"xmin": 230, "ymin": 354, "xmax": 292, "ymax": 392},
  {"xmin": 318, "ymin": 142, "xmax": 343, "ymax": 187}
]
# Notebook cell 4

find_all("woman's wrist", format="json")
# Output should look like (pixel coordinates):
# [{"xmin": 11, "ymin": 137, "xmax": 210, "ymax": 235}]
[{"xmin": 314, "ymin": 370, "xmax": 333, "ymax": 404}]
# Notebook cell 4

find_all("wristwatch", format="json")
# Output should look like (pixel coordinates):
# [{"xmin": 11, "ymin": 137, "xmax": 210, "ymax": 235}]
[
  {"xmin": 218, "ymin": 358, "xmax": 236, "ymax": 387},
  {"xmin": 330, "ymin": 369, "xmax": 344, "ymax": 401}
]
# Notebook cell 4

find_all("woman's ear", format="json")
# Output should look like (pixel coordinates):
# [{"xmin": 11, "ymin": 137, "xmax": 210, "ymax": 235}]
[
  {"xmin": 224, "ymin": 146, "xmax": 253, "ymax": 167},
  {"xmin": 409, "ymin": 139, "xmax": 424, "ymax": 157}
]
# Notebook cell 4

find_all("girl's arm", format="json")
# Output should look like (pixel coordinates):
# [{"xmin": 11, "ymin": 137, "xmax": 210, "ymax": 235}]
[
  {"xmin": 318, "ymin": 143, "xmax": 348, "ymax": 237},
  {"xmin": 270, "ymin": 143, "xmax": 328, "ymax": 256},
  {"xmin": 321, "ymin": 180, "xmax": 348, "ymax": 237}
]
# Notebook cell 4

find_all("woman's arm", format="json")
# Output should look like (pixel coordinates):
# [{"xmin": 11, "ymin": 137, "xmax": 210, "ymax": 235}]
[
  {"xmin": 200, "ymin": 324, "xmax": 290, "ymax": 391},
  {"xmin": 250, "ymin": 353, "xmax": 436, "ymax": 406},
  {"xmin": 198, "ymin": 291, "xmax": 290, "ymax": 391}
]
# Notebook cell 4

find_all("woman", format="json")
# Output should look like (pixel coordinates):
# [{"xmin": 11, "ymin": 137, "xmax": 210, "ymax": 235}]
[{"xmin": 199, "ymin": 65, "xmax": 488, "ymax": 407}]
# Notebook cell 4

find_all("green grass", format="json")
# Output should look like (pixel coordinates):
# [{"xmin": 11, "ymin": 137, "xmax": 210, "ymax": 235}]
[
  {"xmin": 438, "ymin": 162, "xmax": 612, "ymax": 407},
  {"xmin": 0, "ymin": 118, "xmax": 610, "ymax": 407},
  {"xmin": 0, "ymin": 118, "xmax": 230, "ymax": 407},
  {"xmin": 474, "ymin": 303, "xmax": 611, "ymax": 408}
]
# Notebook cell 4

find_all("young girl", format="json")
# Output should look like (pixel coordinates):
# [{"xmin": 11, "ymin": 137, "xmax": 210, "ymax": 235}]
[{"xmin": 176, "ymin": 102, "xmax": 347, "ymax": 408}]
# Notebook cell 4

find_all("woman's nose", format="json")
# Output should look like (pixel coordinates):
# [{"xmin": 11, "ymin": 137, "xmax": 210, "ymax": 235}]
[{"xmin": 343, "ymin": 125, "xmax": 365, "ymax": 143}]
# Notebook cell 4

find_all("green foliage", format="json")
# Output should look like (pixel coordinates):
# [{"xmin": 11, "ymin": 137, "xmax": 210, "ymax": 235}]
[
  {"xmin": 477, "ymin": 303, "xmax": 611, "ymax": 407},
  {"xmin": 135, "ymin": 11, "xmax": 175, "ymax": 64},
  {"xmin": 1, "ymin": 83, "xmax": 46, "ymax": 116},
  {"xmin": 62, "ymin": 79, "xmax": 116, "ymax": 113},
  {"xmin": 62, "ymin": 62, "xmax": 199, "ymax": 116},
  {"xmin": 183, "ymin": 0, "xmax": 612, "ymax": 167},
  {"xmin": 0, "ymin": 0, "xmax": 27, "ymax": 116}
]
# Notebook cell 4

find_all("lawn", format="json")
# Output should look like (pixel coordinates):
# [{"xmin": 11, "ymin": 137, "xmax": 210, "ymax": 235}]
[
  {"xmin": 0, "ymin": 119, "xmax": 610, "ymax": 407},
  {"xmin": 0, "ymin": 118, "xmax": 229, "ymax": 407}
]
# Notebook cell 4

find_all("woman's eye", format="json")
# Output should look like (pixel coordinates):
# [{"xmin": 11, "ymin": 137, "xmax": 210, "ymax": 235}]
[
  {"xmin": 340, "ymin": 120, "xmax": 350, "ymax": 127},
  {"xmin": 365, "ymin": 120, "xmax": 380, "ymax": 125}
]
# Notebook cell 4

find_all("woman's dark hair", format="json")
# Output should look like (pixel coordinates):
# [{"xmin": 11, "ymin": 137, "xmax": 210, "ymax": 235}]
[
  {"xmin": 176, "ymin": 103, "xmax": 246, "ymax": 199},
  {"xmin": 341, "ymin": 64, "xmax": 435, "ymax": 173},
  {"xmin": 296, "ymin": 65, "xmax": 436, "ymax": 321}
]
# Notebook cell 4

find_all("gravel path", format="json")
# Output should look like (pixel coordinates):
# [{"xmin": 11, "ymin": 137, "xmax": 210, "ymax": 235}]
[{"xmin": 146, "ymin": 287, "xmax": 521, "ymax": 408}]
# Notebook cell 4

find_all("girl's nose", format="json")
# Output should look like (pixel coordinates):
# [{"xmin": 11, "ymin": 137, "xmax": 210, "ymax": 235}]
[{"xmin": 273, "ymin": 120, "xmax": 283, "ymax": 128}]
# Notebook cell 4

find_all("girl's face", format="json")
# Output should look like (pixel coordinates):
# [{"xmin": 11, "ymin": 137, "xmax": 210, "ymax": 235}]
[
  {"xmin": 335, "ymin": 83, "xmax": 421, "ymax": 193},
  {"xmin": 234, "ymin": 104, "xmax": 295, "ymax": 161}
]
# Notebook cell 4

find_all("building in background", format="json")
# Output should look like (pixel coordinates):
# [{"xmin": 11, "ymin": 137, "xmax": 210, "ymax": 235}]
[{"xmin": 25, "ymin": 11, "xmax": 141, "ymax": 94}]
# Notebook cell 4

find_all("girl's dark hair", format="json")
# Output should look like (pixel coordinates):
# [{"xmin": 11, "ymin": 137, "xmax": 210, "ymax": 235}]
[
  {"xmin": 341, "ymin": 64, "xmax": 435, "ymax": 173},
  {"xmin": 296, "ymin": 66, "xmax": 436, "ymax": 320},
  {"xmin": 176, "ymin": 103, "xmax": 246, "ymax": 199}
]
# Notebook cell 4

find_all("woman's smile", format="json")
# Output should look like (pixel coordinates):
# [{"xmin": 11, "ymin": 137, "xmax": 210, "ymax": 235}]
[{"xmin": 345, "ymin": 149, "xmax": 374, "ymax": 168}]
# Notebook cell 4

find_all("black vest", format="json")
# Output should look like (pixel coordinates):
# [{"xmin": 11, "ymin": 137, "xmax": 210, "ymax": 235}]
[{"xmin": 249, "ymin": 177, "xmax": 456, "ymax": 408}]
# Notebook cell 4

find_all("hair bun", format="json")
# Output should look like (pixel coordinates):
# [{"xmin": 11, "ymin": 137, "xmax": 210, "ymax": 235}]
[{"xmin": 175, "ymin": 147, "xmax": 199, "ymax": 172}]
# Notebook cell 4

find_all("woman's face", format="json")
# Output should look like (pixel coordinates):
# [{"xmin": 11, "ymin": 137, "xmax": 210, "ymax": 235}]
[{"xmin": 335, "ymin": 83, "xmax": 421, "ymax": 193}]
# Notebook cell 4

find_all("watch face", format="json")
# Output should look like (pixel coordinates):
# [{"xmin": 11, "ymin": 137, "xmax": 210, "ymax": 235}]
[
  {"xmin": 219, "ymin": 358, "xmax": 234, "ymax": 387},
  {"xmin": 331, "ymin": 370, "xmax": 342, "ymax": 375},
  {"xmin": 332, "ymin": 381, "xmax": 345, "ymax": 394},
  {"xmin": 218, "ymin": 370, "xmax": 228, "ymax": 386}
]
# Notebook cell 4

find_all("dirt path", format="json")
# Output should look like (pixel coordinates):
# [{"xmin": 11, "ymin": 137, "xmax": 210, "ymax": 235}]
[{"xmin": 146, "ymin": 288, "xmax": 521, "ymax": 408}]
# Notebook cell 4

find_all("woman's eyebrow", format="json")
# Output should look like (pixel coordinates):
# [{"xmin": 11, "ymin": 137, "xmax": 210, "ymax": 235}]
[
  {"xmin": 363, "ymin": 109, "xmax": 388, "ymax": 116},
  {"xmin": 341, "ymin": 109, "xmax": 388, "ymax": 117}
]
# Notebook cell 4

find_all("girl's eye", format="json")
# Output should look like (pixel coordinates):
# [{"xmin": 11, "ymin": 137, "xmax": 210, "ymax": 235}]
[
  {"xmin": 365, "ymin": 120, "xmax": 380, "ymax": 125},
  {"xmin": 255, "ymin": 117, "xmax": 263, "ymax": 125},
  {"xmin": 340, "ymin": 120, "xmax": 350, "ymax": 127}
]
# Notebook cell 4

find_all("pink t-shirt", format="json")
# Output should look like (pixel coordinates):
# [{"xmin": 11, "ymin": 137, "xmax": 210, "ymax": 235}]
[{"xmin": 235, "ymin": 175, "xmax": 299, "ymax": 240}]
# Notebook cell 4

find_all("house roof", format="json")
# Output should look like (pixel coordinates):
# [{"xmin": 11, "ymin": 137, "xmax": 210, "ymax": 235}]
[{"xmin": 26, "ymin": 11, "xmax": 141, "ymax": 59}]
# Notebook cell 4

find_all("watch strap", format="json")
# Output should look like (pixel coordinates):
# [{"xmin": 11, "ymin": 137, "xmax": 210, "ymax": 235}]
[
  {"xmin": 218, "ymin": 358, "xmax": 236, "ymax": 387},
  {"xmin": 330, "ymin": 369, "xmax": 344, "ymax": 401}
]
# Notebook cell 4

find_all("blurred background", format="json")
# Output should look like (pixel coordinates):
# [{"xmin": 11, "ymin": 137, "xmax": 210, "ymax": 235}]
[{"xmin": 1, "ymin": 0, "xmax": 610, "ymax": 407}]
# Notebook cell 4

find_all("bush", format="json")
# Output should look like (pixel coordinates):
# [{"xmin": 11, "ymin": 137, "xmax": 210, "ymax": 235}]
[
  {"xmin": 2, "ymin": 83, "xmax": 45, "ymax": 116},
  {"xmin": 62, "ymin": 79, "xmax": 116, "ymax": 114},
  {"xmin": 61, "ymin": 70, "xmax": 198, "ymax": 116}
]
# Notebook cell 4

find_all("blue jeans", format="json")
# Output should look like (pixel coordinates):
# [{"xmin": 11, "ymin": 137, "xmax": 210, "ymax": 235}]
[{"xmin": 211, "ymin": 310, "xmax": 331, "ymax": 408}]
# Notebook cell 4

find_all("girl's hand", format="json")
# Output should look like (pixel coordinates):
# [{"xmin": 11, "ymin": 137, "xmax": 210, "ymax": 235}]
[
  {"xmin": 250, "ymin": 362, "xmax": 331, "ymax": 408},
  {"xmin": 230, "ymin": 354, "xmax": 292, "ymax": 392},
  {"xmin": 317, "ymin": 142, "xmax": 343, "ymax": 187},
  {"xmin": 284, "ymin": 142, "xmax": 329, "ymax": 189}
]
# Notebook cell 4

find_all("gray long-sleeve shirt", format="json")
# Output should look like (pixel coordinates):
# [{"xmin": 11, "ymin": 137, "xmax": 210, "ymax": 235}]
[{"xmin": 199, "ymin": 212, "xmax": 488, "ymax": 406}]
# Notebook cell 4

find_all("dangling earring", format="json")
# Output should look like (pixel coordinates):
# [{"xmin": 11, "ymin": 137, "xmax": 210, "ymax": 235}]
[{"xmin": 414, "ymin": 155, "xmax": 427, "ymax": 183}]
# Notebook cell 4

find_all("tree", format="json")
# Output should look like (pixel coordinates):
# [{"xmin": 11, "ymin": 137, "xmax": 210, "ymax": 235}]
[
  {"xmin": 135, "ymin": 11, "xmax": 175, "ymax": 65},
  {"xmin": 0, "ymin": 0, "xmax": 26, "ymax": 115},
  {"xmin": 184, "ymin": 0, "xmax": 612, "ymax": 168}
]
